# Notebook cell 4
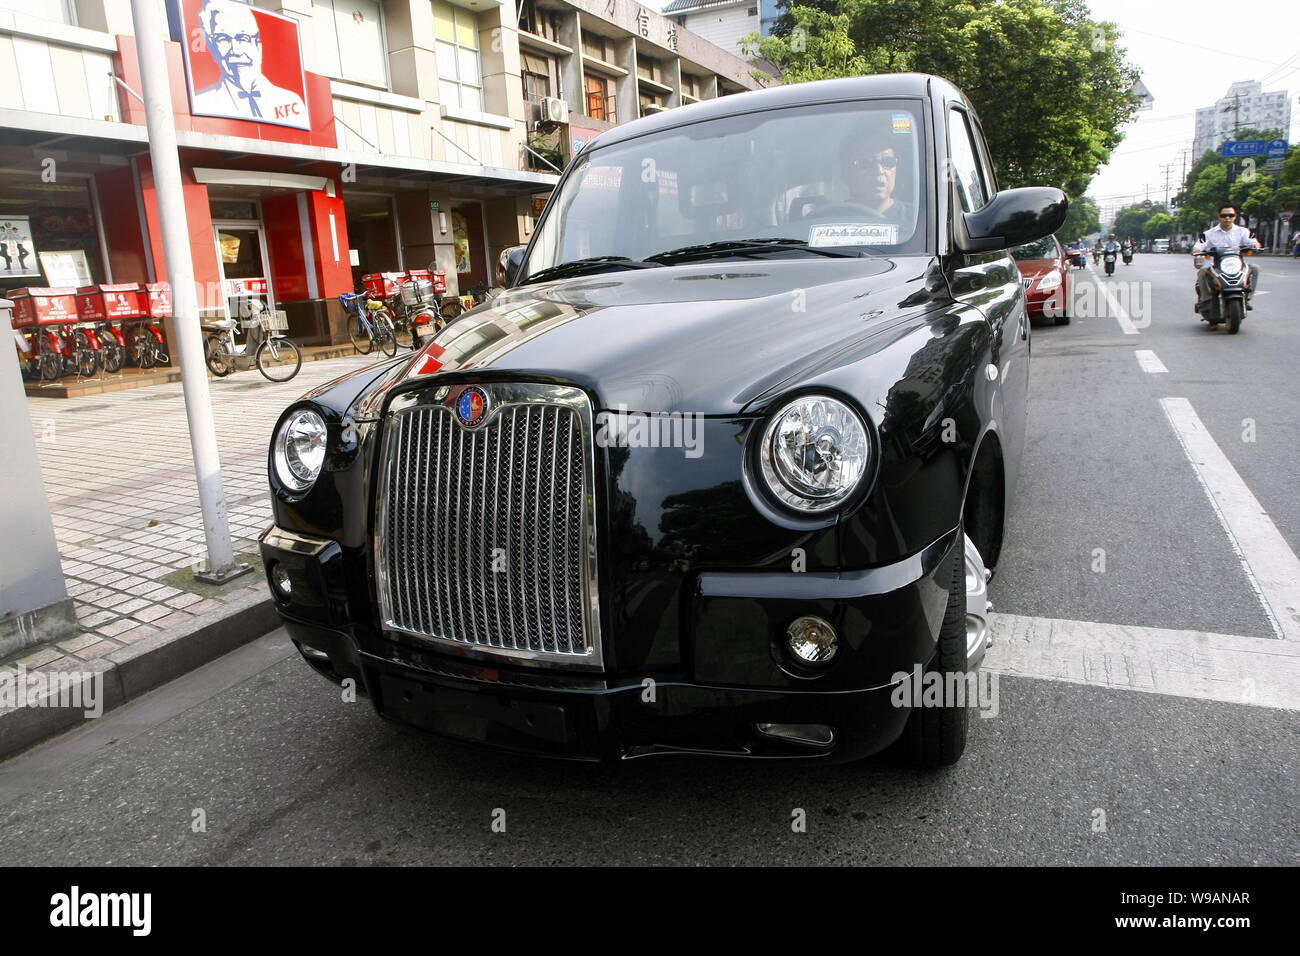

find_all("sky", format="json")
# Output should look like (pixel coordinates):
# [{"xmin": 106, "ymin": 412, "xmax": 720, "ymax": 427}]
[
  {"xmin": 1084, "ymin": 0, "xmax": 1300, "ymax": 221},
  {"xmin": 643, "ymin": 0, "xmax": 1300, "ymax": 219}
]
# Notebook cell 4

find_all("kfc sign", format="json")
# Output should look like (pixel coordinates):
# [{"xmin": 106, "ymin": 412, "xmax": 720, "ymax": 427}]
[{"xmin": 169, "ymin": 0, "xmax": 310, "ymax": 130}]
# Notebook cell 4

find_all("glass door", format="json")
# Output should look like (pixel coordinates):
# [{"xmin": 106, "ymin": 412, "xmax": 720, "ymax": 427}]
[{"xmin": 213, "ymin": 221, "xmax": 274, "ymax": 321}]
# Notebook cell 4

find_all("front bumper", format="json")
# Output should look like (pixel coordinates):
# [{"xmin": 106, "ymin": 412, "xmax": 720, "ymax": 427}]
[{"xmin": 260, "ymin": 526, "xmax": 962, "ymax": 763}]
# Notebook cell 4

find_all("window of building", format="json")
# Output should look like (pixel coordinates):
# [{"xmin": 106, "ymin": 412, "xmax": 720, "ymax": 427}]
[
  {"xmin": 582, "ymin": 30, "xmax": 612, "ymax": 62},
  {"xmin": 638, "ymin": 91, "xmax": 665, "ymax": 115},
  {"xmin": 311, "ymin": 0, "xmax": 388, "ymax": 89},
  {"xmin": 682, "ymin": 74, "xmax": 702, "ymax": 99},
  {"xmin": 519, "ymin": 0, "xmax": 561, "ymax": 42},
  {"xmin": 433, "ymin": 0, "xmax": 482, "ymax": 111},
  {"xmin": 637, "ymin": 57, "xmax": 661, "ymax": 83},
  {"xmin": 585, "ymin": 74, "xmax": 615, "ymax": 123},
  {"xmin": 522, "ymin": 53, "xmax": 553, "ymax": 104}
]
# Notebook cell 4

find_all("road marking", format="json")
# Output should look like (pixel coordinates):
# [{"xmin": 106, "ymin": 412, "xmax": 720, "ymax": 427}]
[
  {"xmin": 1093, "ymin": 276, "xmax": 1139, "ymax": 334},
  {"xmin": 1160, "ymin": 397, "xmax": 1300, "ymax": 641},
  {"xmin": 985, "ymin": 613, "xmax": 1300, "ymax": 710},
  {"xmin": 1134, "ymin": 349, "xmax": 1167, "ymax": 373}
]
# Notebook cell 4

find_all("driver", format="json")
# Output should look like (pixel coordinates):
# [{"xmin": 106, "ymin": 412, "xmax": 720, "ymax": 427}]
[
  {"xmin": 1192, "ymin": 204, "xmax": 1261, "ymax": 312},
  {"xmin": 1103, "ymin": 234, "xmax": 1121, "ymax": 254},
  {"xmin": 837, "ymin": 119, "xmax": 915, "ymax": 226}
]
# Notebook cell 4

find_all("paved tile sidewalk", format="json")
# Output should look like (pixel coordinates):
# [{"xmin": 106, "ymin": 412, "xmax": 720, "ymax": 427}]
[{"xmin": 8, "ymin": 353, "xmax": 386, "ymax": 673}]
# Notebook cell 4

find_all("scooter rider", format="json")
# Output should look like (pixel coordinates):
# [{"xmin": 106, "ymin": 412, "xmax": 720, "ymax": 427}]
[{"xmin": 1192, "ymin": 204, "xmax": 1260, "ymax": 314}]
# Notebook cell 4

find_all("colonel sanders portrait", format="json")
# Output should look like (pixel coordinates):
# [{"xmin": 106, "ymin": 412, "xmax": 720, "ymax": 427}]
[{"xmin": 191, "ymin": 0, "xmax": 308, "ymax": 127}]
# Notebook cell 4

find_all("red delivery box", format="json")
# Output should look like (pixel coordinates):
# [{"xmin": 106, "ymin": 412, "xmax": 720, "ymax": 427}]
[
  {"xmin": 76, "ymin": 284, "xmax": 145, "ymax": 321},
  {"xmin": 363, "ymin": 272, "xmax": 404, "ymax": 297},
  {"xmin": 10, "ymin": 287, "xmax": 78, "ymax": 327},
  {"xmin": 406, "ymin": 268, "xmax": 447, "ymax": 295},
  {"xmin": 143, "ymin": 282, "xmax": 172, "ymax": 317}
]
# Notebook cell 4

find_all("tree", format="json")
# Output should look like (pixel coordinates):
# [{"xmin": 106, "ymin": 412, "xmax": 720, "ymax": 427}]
[
  {"xmin": 1112, "ymin": 202, "xmax": 1165, "ymax": 242},
  {"xmin": 1143, "ymin": 212, "xmax": 1174, "ymax": 239},
  {"xmin": 745, "ymin": 0, "xmax": 1141, "ymax": 195},
  {"xmin": 1058, "ymin": 194, "xmax": 1100, "ymax": 239},
  {"xmin": 1173, "ymin": 126, "xmax": 1285, "ymax": 233}
]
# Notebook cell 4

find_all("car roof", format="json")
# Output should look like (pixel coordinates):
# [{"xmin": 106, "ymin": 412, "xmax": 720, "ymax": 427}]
[{"xmin": 589, "ymin": 73, "xmax": 963, "ymax": 151}]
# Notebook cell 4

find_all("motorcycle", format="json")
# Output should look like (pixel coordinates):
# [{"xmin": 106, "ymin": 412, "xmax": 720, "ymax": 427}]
[
  {"xmin": 1103, "ymin": 248, "xmax": 1117, "ymax": 276},
  {"xmin": 1121, "ymin": 247, "xmax": 1133, "ymax": 266},
  {"xmin": 1069, "ymin": 248, "xmax": 1087, "ymax": 270},
  {"xmin": 1092, "ymin": 249, "xmax": 1101, "ymax": 265},
  {"xmin": 1194, "ymin": 246, "xmax": 1254, "ymax": 334}
]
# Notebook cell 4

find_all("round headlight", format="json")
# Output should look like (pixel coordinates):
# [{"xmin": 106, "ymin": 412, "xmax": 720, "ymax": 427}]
[
  {"xmin": 274, "ymin": 409, "xmax": 327, "ymax": 493},
  {"xmin": 759, "ymin": 395, "xmax": 870, "ymax": 513},
  {"xmin": 1220, "ymin": 254, "xmax": 1242, "ymax": 276}
]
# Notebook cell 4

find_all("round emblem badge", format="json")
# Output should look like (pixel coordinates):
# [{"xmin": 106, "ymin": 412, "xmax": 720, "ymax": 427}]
[{"xmin": 456, "ymin": 386, "xmax": 489, "ymax": 427}]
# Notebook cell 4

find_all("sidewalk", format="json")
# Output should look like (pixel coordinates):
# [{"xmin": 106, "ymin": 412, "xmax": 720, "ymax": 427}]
[{"xmin": 1, "ymin": 351, "xmax": 389, "ymax": 757}]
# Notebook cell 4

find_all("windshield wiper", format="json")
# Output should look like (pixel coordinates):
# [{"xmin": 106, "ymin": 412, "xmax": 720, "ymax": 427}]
[
  {"xmin": 645, "ymin": 238, "xmax": 865, "ymax": 264},
  {"xmin": 521, "ymin": 256, "xmax": 659, "ymax": 286}
]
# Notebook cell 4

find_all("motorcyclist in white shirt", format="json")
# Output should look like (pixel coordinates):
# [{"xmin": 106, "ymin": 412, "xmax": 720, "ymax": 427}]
[{"xmin": 1192, "ymin": 204, "xmax": 1261, "ymax": 314}]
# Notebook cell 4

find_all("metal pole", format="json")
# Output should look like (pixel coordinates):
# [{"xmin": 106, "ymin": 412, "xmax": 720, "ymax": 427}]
[{"xmin": 128, "ymin": 0, "xmax": 250, "ymax": 585}]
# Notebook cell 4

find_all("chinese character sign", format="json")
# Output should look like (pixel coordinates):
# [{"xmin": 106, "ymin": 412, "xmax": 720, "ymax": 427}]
[{"xmin": 171, "ymin": 0, "xmax": 311, "ymax": 130}]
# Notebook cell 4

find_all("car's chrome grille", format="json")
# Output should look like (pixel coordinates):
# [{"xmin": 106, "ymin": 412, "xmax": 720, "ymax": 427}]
[
  {"xmin": 1019, "ymin": 276, "xmax": 1033, "ymax": 289},
  {"xmin": 376, "ymin": 383, "xmax": 601, "ymax": 668}
]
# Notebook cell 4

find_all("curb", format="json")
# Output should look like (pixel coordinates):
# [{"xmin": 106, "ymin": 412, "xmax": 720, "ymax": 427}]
[{"xmin": 0, "ymin": 590, "xmax": 278, "ymax": 761}]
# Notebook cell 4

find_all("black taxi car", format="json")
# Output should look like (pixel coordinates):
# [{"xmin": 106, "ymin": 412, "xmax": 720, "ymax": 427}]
[{"xmin": 260, "ymin": 74, "xmax": 1066, "ymax": 766}]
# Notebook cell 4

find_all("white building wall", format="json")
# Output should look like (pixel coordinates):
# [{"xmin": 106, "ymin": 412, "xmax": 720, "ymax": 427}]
[{"xmin": 681, "ymin": 6, "xmax": 759, "ymax": 60}]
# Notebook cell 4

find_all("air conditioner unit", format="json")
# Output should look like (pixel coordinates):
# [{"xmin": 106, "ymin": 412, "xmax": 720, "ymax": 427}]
[{"xmin": 541, "ymin": 96, "xmax": 569, "ymax": 125}]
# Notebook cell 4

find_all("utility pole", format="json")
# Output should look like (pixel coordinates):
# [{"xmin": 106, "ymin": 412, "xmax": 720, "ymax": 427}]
[
  {"xmin": 1160, "ymin": 163, "xmax": 1174, "ymax": 207},
  {"xmin": 128, "ymin": 0, "xmax": 250, "ymax": 585}
]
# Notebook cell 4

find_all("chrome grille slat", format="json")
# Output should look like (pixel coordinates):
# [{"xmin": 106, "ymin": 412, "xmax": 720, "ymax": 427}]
[{"xmin": 377, "ymin": 383, "xmax": 599, "ymax": 668}]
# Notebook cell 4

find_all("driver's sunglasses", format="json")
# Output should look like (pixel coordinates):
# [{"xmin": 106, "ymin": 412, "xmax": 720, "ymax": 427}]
[
  {"xmin": 849, "ymin": 154, "xmax": 899, "ymax": 170},
  {"xmin": 1219, "ymin": 213, "xmax": 1236, "ymax": 219}
]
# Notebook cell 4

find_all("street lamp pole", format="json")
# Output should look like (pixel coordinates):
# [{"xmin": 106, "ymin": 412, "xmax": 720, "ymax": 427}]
[{"xmin": 127, "ymin": 0, "xmax": 250, "ymax": 585}]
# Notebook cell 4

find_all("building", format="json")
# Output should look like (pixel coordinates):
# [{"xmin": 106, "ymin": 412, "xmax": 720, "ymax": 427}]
[
  {"xmin": 0, "ymin": 0, "xmax": 763, "ymax": 353},
  {"xmin": 1192, "ymin": 80, "xmax": 1291, "ymax": 159},
  {"xmin": 661, "ymin": 0, "xmax": 779, "ymax": 60}
]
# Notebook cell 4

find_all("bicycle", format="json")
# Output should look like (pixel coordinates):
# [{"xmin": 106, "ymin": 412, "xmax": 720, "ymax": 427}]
[
  {"xmin": 340, "ymin": 291, "xmax": 398, "ymax": 357},
  {"xmin": 204, "ymin": 308, "xmax": 302, "ymax": 382}
]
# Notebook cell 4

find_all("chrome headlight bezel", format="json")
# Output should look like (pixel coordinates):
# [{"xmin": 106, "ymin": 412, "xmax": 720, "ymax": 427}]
[
  {"xmin": 756, "ymin": 393, "xmax": 874, "ymax": 515},
  {"xmin": 272, "ymin": 408, "xmax": 328, "ymax": 495}
]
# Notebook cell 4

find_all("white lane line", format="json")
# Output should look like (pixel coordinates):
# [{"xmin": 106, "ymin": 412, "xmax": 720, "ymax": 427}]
[
  {"xmin": 1161, "ymin": 397, "xmax": 1300, "ymax": 640},
  {"xmin": 1093, "ymin": 276, "xmax": 1139, "ymax": 334},
  {"xmin": 985, "ymin": 613, "xmax": 1300, "ymax": 710},
  {"xmin": 1135, "ymin": 349, "xmax": 1168, "ymax": 373}
]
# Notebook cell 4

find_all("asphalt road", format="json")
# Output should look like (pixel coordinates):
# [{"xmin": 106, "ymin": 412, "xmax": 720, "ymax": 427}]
[{"xmin": 3, "ymin": 253, "xmax": 1297, "ymax": 866}]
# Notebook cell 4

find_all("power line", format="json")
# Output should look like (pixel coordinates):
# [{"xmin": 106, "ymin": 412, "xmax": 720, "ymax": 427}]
[{"xmin": 1122, "ymin": 27, "xmax": 1294, "ymax": 69}]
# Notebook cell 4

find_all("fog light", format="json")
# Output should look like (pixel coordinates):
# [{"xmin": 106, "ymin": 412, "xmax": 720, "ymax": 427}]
[
  {"xmin": 755, "ymin": 723, "xmax": 836, "ymax": 748},
  {"xmin": 271, "ymin": 563, "xmax": 293, "ymax": 598},
  {"xmin": 786, "ymin": 615, "xmax": 837, "ymax": 664}
]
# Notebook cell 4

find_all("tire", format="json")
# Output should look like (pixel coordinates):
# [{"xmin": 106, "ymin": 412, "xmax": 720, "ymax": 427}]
[
  {"xmin": 1225, "ymin": 298, "xmax": 1243, "ymax": 335},
  {"xmin": 39, "ymin": 347, "xmax": 62, "ymax": 382},
  {"xmin": 204, "ymin": 333, "xmax": 234, "ymax": 377},
  {"xmin": 392, "ymin": 317, "xmax": 414, "ymax": 350},
  {"xmin": 888, "ymin": 548, "xmax": 970, "ymax": 768},
  {"xmin": 256, "ymin": 337, "xmax": 302, "ymax": 382},
  {"xmin": 72, "ymin": 329, "xmax": 99, "ymax": 377},
  {"xmin": 439, "ymin": 299, "xmax": 464, "ymax": 321},
  {"xmin": 102, "ymin": 338, "xmax": 124, "ymax": 373},
  {"xmin": 374, "ymin": 314, "xmax": 398, "ymax": 358},
  {"xmin": 348, "ymin": 314, "xmax": 374, "ymax": 355}
]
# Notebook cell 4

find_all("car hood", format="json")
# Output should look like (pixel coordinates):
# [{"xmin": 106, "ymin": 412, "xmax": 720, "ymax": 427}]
[
  {"xmin": 1014, "ymin": 258, "xmax": 1059, "ymax": 277},
  {"xmin": 359, "ymin": 257, "xmax": 947, "ymax": 418}
]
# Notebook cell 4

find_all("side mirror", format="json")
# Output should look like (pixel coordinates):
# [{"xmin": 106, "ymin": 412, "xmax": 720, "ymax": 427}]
[
  {"xmin": 501, "ymin": 245, "xmax": 527, "ymax": 286},
  {"xmin": 957, "ymin": 187, "xmax": 1068, "ymax": 253}
]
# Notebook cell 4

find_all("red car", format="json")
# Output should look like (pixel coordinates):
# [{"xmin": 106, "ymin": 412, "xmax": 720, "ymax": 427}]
[{"xmin": 1012, "ymin": 234, "xmax": 1071, "ymax": 325}]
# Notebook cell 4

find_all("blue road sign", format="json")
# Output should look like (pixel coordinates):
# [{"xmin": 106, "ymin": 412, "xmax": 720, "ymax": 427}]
[
  {"xmin": 1267, "ymin": 139, "xmax": 1289, "ymax": 158},
  {"xmin": 1221, "ymin": 140, "xmax": 1268, "ymax": 157}
]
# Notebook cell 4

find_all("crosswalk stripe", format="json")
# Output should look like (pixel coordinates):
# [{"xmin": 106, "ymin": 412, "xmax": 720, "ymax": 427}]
[{"xmin": 984, "ymin": 613, "xmax": 1300, "ymax": 710}]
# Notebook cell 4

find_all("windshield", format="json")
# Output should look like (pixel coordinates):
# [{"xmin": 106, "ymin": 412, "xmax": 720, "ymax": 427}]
[
  {"xmin": 520, "ymin": 99, "xmax": 929, "ymax": 281},
  {"xmin": 1012, "ymin": 236, "xmax": 1058, "ymax": 260}
]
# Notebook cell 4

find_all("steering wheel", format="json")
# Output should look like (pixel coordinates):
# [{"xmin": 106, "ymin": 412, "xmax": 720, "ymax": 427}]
[{"xmin": 807, "ymin": 201, "xmax": 881, "ymax": 219}]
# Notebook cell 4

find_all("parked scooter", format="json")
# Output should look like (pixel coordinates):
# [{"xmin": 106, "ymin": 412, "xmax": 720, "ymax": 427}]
[{"xmin": 1193, "ymin": 246, "xmax": 1254, "ymax": 334}]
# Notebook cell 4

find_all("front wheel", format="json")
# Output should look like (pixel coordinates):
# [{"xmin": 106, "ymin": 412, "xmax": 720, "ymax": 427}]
[
  {"xmin": 256, "ymin": 337, "xmax": 302, "ymax": 382},
  {"xmin": 1225, "ymin": 298, "xmax": 1244, "ymax": 334},
  {"xmin": 348, "ymin": 314, "xmax": 374, "ymax": 354},
  {"xmin": 204, "ymin": 333, "xmax": 235, "ymax": 376},
  {"xmin": 886, "ymin": 544, "xmax": 971, "ymax": 768},
  {"xmin": 373, "ymin": 314, "xmax": 398, "ymax": 358}
]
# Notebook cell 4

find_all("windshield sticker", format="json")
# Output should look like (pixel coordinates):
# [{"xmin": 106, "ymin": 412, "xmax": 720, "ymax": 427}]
[
  {"xmin": 809, "ymin": 223, "xmax": 899, "ymax": 246},
  {"xmin": 891, "ymin": 112, "xmax": 913, "ymax": 133}
]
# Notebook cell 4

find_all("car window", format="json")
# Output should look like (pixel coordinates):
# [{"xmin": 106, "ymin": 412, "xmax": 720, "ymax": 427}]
[
  {"xmin": 523, "ymin": 99, "xmax": 930, "ymax": 278},
  {"xmin": 947, "ymin": 108, "xmax": 988, "ymax": 213},
  {"xmin": 1011, "ymin": 236, "xmax": 1058, "ymax": 260}
]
